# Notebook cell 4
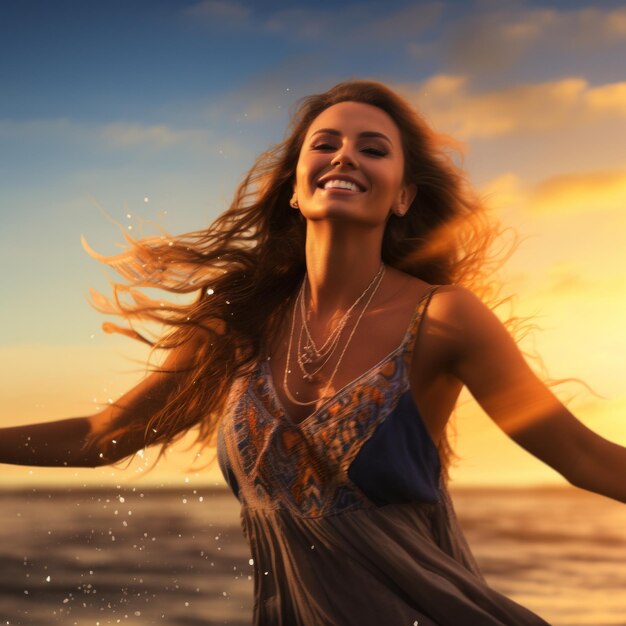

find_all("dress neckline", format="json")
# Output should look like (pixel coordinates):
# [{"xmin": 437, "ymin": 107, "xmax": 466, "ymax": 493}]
[
  {"xmin": 260, "ymin": 285, "xmax": 437, "ymax": 428},
  {"xmin": 261, "ymin": 343, "xmax": 406, "ymax": 428}
]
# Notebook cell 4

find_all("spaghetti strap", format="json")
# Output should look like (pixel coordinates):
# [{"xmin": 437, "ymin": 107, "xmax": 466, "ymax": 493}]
[{"xmin": 402, "ymin": 284, "xmax": 441, "ymax": 367}]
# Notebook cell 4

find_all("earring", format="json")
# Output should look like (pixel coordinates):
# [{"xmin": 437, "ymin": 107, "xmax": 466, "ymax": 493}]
[{"xmin": 290, "ymin": 194, "xmax": 299, "ymax": 209}]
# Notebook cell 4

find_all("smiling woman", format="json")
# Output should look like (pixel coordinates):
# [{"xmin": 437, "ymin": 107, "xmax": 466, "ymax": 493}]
[
  {"xmin": 292, "ymin": 101, "xmax": 417, "ymax": 233},
  {"xmin": 2, "ymin": 79, "xmax": 626, "ymax": 625}
]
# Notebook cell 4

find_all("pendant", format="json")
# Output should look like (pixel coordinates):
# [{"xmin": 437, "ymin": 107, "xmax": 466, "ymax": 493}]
[{"xmin": 302, "ymin": 343, "xmax": 316, "ymax": 364}]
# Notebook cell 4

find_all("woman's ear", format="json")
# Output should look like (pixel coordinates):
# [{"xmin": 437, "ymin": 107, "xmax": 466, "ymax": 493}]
[
  {"xmin": 393, "ymin": 183, "xmax": 417, "ymax": 217},
  {"xmin": 290, "ymin": 187, "xmax": 299, "ymax": 209}
]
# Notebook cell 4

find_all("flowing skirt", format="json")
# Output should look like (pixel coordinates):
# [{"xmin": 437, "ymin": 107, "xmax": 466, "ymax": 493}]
[{"xmin": 240, "ymin": 486, "xmax": 552, "ymax": 626}]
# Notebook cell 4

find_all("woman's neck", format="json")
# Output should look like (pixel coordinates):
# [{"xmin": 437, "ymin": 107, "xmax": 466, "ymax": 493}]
[{"xmin": 303, "ymin": 221, "xmax": 385, "ymax": 321}]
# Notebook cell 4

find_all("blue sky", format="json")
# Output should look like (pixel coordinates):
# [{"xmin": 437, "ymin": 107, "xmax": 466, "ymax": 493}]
[{"xmin": 2, "ymin": 0, "xmax": 626, "ymax": 486}]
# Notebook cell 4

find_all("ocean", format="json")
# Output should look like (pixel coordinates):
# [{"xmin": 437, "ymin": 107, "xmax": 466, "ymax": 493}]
[{"xmin": 0, "ymin": 486, "xmax": 624, "ymax": 625}]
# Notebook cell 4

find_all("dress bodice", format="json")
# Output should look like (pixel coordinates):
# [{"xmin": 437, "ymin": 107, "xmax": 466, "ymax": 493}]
[{"xmin": 217, "ymin": 285, "xmax": 442, "ymax": 518}]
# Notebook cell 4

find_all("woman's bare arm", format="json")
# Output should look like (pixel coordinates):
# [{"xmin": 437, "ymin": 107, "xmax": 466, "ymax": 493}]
[
  {"xmin": 0, "ymin": 416, "xmax": 102, "ymax": 467},
  {"xmin": 0, "ymin": 334, "xmax": 202, "ymax": 468},
  {"xmin": 438, "ymin": 285, "xmax": 626, "ymax": 503}
]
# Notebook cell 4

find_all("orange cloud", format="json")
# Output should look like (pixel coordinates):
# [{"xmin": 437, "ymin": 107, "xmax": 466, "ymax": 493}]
[
  {"xmin": 529, "ymin": 169, "xmax": 626, "ymax": 216},
  {"xmin": 398, "ymin": 75, "xmax": 626, "ymax": 139},
  {"xmin": 480, "ymin": 166, "xmax": 626, "ymax": 217}
]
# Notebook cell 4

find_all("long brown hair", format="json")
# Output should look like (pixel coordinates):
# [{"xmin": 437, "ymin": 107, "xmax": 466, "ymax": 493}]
[{"xmin": 85, "ymin": 79, "xmax": 520, "ymax": 482}]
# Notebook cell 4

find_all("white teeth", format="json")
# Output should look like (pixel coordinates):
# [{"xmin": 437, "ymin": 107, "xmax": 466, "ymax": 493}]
[{"xmin": 322, "ymin": 179, "xmax": 360, "ymax": 191}]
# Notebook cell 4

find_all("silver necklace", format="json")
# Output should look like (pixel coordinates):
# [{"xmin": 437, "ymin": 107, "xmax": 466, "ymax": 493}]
[
  {"xmin": 299, "ymin": 262, "xmax": 384, "ymax": 366},
  {"xmin": 282, "ymin": 265, "xmax": 386, "ymax": 407}
]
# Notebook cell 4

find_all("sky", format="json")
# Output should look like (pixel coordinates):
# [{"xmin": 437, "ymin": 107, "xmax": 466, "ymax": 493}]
[{"xmin": 1, "ymin": 0, "xmax": 626, "ymax": 487}]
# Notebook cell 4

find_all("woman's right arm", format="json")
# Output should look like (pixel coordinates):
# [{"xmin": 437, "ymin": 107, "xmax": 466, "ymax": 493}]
[{"xmin": 0, "ymin": 334, "xmax": 202, "ymax": 468}]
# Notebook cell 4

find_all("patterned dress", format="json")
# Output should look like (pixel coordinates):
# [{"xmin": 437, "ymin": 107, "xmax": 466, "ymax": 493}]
[{"xmin": 217, "ymin": 286, "xmax": 551, "ymax": 625}]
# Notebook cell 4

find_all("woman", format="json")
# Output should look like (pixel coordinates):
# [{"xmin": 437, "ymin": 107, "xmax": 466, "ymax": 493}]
[{"xmin": 2, "ymin": 79, "xmax": 625, "ymax": 625}]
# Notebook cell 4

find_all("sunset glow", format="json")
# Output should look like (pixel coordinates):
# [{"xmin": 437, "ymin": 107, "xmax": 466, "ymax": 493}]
[{"xmin": 1, "ymin": 0, "xmax": 625, "ymax": 488}]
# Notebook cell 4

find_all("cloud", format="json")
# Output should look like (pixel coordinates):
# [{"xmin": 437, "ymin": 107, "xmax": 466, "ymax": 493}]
[
  {"xmin": 0, "ymin": 118, "xmax": 211, "ymax": 149},
  {"xmin": 529, "ymin": 169, "xmax": 626, "ymax": 216},
  {"xmin": 480, "ymin": 166, "xmax": 626, "ymax": 218},
  {"xmin": 585, "ymin": 81, "xmax": 626, "ymax": 113},
  {"xmin": 396, "ymin": 75, "xmax": 626, "ymax": 139},
  {"xmin": 443, "ymin": 6, "xmax": 626, "ymax": 72},
  {"xmin": 0, "ymin": 117, "xmax": 247, "ymax": 165},
  {"xmin": 101, "ymin": 123, "xmax": 207, "ymax": 148}
]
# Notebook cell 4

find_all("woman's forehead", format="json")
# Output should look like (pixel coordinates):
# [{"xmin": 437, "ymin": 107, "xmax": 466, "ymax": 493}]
[{"xmin": 306, "ymin": 101, "xmax": 400, "ymax": 143}]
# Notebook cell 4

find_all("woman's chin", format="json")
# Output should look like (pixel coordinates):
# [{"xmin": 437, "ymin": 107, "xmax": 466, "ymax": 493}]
[{"xmin": 302, "ymin": 208, "xmax": 386, "ymax": 228}]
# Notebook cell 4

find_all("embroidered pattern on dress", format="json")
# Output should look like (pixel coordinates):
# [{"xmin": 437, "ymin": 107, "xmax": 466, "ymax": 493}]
[{"xmin": 220, "ymin": 288, "xmax": 438, "ymax": 518}]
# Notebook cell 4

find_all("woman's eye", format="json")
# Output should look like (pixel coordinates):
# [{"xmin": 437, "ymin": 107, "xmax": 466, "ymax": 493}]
[
  {"xmin": 363, "ymin": 147, "xmax": 387, "ymax": 156},
  {"xmin": 311, "ymin": 144, "xmax": 386, "ymax": 157}
]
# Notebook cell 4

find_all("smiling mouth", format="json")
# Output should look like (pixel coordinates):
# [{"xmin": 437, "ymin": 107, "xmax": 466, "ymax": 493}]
[
  {"xmin": 320, "ymin": 187, "xmax": 362, "ymax": 194},
  {"xmin": 316, "ymin": 177, "xmax": 366, "ymax": 193}
]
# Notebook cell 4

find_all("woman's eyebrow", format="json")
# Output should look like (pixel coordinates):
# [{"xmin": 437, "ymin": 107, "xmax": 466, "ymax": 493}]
[{"xmin": 310, "ymin": 128, "xmax": 392, "ymax": 144}]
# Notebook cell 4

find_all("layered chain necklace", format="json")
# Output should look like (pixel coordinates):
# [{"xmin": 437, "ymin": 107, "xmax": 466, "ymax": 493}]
[{"xmin": 282, "ymin": 263, "xmax": 386, "ymax": 407}]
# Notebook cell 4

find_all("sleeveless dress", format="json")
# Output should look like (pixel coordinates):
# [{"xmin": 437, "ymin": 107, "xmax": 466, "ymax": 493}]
[{"xmin": 216, "ymin": 286, "xmax": 551, "ymax": 625}]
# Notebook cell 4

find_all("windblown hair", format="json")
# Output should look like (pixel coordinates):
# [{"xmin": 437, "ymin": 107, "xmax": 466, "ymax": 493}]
[{"xmin": 86, "ymin": 79, "xmax": 526, "ymax": 482}]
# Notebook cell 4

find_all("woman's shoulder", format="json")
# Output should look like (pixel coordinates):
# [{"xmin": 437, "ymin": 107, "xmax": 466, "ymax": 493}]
[
  {"xmin": 391, "ymin": 271, "xmax": 489, "ymax": 335},
  {"xmin": 390, "ymin": 269, "xmax": 474, "ymax": 307}
]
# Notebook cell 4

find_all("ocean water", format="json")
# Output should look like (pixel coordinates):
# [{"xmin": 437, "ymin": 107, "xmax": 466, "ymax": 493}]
[{"xmin": 0, "ymin": 486, "xmax": 625, "ymax": 625}]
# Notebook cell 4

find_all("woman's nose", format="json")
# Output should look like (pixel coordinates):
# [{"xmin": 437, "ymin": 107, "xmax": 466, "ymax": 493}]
[{"xmin": 330, "ymin": 144, "xmax": 358, "ymax": 168}]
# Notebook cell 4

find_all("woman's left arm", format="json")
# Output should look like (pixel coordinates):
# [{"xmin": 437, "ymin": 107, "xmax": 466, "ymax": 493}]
[{"xmin": 440, "ymin": 285, "xmax": 626, "ymax": 504}]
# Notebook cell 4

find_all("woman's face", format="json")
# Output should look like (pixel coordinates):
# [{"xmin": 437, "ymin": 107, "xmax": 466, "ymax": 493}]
[{"xmin": 293, "ymin": 100, "xmax": 416, "ymax": 227}]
